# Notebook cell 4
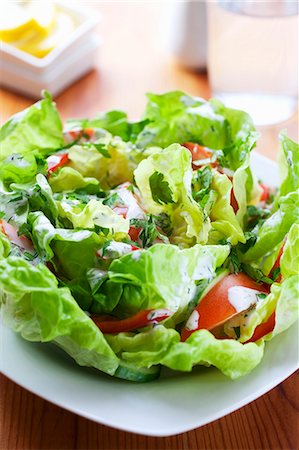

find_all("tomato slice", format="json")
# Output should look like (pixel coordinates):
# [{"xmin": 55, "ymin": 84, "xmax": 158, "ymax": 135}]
[
  {"xmin": 0, "ymin": 220, "xmax": 33, "ymax": 251},
  {"xmin": 47, "ymin": 153, "xmax": 69, "ymax": 174},
  {"xmin": 129, "ymin": 226, "xmax": 141, "ymax": 242},
  {"xmin": 91, "ymin": 308, "xmax": 172, "ymax": 334},
  {"xmin": 246, "ymin": 312, "xmax": 275, "ymax": 342},
  {"xmin": 269, "ymin": 244, "xmax": 284, "ymax": 283},
  {"xmin": 183, "ymin": 142, "xmax": 215, "ymax": 170},
  {"xmin": 181, "ymin": 273, "xmax": 268, "ymax": 341},
  {"xmin": 230, "ymin": 189, "xmax": 239, "ymax": 213},
  {"xmin": 68, "ymin": 128, "xmax": 95, "ymax": 140},
  {"xmin": 260, "ymin": 183, "xmax": 270, "ymax": 202}
]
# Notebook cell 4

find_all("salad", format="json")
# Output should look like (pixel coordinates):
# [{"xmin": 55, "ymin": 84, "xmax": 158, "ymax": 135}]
[{"xmin": 0, "ymin": 91, "xmax": 298, "ymax": 382}]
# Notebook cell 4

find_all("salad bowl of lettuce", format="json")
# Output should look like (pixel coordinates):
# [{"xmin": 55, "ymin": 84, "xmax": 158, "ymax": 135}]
[{"xmin": 0, "ymin": 91, "xmax": 298, "ymax": 435}]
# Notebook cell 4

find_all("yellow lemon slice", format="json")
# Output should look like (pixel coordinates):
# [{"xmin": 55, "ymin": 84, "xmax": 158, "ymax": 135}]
[
  {"xmin": 0, "ymin": 2, "xmax": 33, "ymax": 42},
  {"xmin": 15, "ymin": 11, "xmax": 75, "ymax": 58}
]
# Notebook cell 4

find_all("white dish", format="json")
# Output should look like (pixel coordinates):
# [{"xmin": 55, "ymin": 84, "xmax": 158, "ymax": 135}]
[
  {"xmin": 1, "ymin": 152, "xmax": 298, "ymax": 437},
  {"xmin": 0, "ymin": 1, "xmax": 101, "ymax": 98}
]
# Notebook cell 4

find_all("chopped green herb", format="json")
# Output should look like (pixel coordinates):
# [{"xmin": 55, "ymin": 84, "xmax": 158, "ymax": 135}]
[{"xmin": 149, "ymin": 172, "xmax": 174, "ymax": 205}]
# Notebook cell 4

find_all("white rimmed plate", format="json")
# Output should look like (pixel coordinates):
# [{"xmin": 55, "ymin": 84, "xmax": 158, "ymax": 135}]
[{"xmin": 1, "ymin": 152, "xmax": 298, "ymax": 437}]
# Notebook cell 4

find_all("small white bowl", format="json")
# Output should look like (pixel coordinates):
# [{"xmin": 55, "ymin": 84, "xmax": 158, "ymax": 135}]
[{"xmin": 0, "ymin": 0, "xmax": 101, "ymax": 97}]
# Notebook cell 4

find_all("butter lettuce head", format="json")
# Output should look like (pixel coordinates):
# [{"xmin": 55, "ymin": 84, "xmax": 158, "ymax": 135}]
[
  {"xmin": 0, "ymin": 91, "xmax": 63, "ymax": 162},
  {"xmin": 134, "ymin": 144, "xmax": 210, "ymax": 246}
]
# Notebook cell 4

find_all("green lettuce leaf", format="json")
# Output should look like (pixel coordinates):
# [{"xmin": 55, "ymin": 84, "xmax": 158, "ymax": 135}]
[
  {"xmin": 161, "ymin": 329, "xmax": 264, "ymax": 379},
  {"xmin": 28, "ymin": 212, "xmax": 104, "ymax": 279},
  {"xmin": 49, "ymin": 167, "xmax": 100, "ymax": 194},
  {"xmin": 0, "ymin": 174, "xmax": 59, "ymax": 228},
  {"xmin": 0, "ymin": 91, "xmax": 63, "ymax": 162},
  {"xmin": 107, "ymin": 325, "xmax": 264, "ymax": 379},
  {"xmin": 100, "ymin": 243, "xmax": 230, "ymax": 321},
  {"xmin": 0, "ymin": 153, "xmax": 45, "ymax": 187},
  {"xmin": 233, "ymin": 154, "xmax": 262, "ymax": 226},
  {"xmin": 56, "ymin": 198, "xmax": 129, "ymax": 234},
  {"xmin": 67, "ymin": 132, "xmax": 137, "ymax": 189},
  {"xmin": 208, "ymin": 169, "xmax": 245, "ymax": 245},
  {"xmin": 134, "ymin": 144, "xmax": 210, "ymax": 246},
  {"xmin": 280, "ymin": 223, "xmax": 299, "ymax": 279},
  {"xmin": 65, "ymin": 111, "xmax": 147, "ymax": 142},
  {"xmin": 135, "ymin": 91, "xmax": 258, "ymax": 171},
  {"xmin": 240, "ymin": 190, "xmax": 299, "ymax": 265},
  {"xmin": 277, "ymin": 132, "xmax": 299, "ymax": 199},
  {"xmin": 0, "ymin": 254, "xmax": 119, "ymax": 375},
  {"xmin": 136, "ymin": 91, "xmax": 230, "ymax": 149}
]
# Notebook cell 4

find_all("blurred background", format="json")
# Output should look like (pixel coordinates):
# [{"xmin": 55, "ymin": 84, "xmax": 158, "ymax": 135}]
[{"xmin": 1, "ymin": 0, "xmax": 298, "ymax": 153}]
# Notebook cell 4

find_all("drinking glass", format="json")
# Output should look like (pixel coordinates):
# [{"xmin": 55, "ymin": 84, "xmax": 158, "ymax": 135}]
[{"xmin": 207, "ymin": 1, "xmax": 298, "ymax": 125}]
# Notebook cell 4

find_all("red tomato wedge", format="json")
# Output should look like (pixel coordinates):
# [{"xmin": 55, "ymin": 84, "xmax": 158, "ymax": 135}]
[
  {"xmin": 269, "ymin": 243, "xmax": 284, "ymax": 283},
  {"xmin": 260, "ymin": 183, "xmax": 270, "ymax": 202},
  {"xmin": 129, "ymin": 226, "xmax": 141, "ymax": 242},
  {"xmin": 0, "ymin": 220, "xmax": 33, "ymax": 251},
  {"xmin": 183, "ymin": 142, "xmax": 213, "ymax": 162},
  {"xmin": 246, "ymin": 312, "xmax": 276, "ymax": 343},
  {"xmin": 181, "ymin": 273, "xmax": 268, "ymax": 341},
  {"xmin": 68, "ymin": 128, "xmax": 95, "ymax": 140},
  {"xmin": 47, "ymin": 153, "xmax": 69, "ymax": 174},
  {"xmin": 91, "ymin": 309, "xmax": 172, "ymax": 334},
  {"xmin": 230, "ymin": 189, "xmax": 239, "ymax": 213}
]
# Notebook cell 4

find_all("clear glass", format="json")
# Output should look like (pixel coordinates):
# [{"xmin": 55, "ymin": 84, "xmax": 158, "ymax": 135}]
[{"xmin": 207, "ymin": 1, "xmax": 299, "ymax": 125}]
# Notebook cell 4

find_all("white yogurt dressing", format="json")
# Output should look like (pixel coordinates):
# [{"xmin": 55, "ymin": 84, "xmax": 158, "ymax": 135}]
[
  {"xmin": 228, "ymin": 286, "xmax": 265, "ymax": 313},
  {"xmin": 117, "ymin": 188, "xmax": 145, "ymax": 220},
  {"xmin": 185, "ymin": 310, "xmax": 200, "ymax": 331}
]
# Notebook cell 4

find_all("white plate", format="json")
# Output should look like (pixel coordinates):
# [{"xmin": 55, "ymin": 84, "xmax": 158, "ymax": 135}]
[{"xmin": 1, "ymin": 152, "xmax": 298, "ymax": 437}]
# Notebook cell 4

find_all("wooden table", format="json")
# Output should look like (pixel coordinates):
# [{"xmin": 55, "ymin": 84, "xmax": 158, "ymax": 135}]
[{"xmin": 0, "ymin": 3, "xmax": 298, "ymax": 449}]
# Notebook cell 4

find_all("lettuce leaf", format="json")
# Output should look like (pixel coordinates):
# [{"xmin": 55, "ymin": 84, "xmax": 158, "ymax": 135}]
[
  {"xmin": 107, "ymin": 325, "xmax": 264, "ymax": 379},
  {"xmin": 65, "ymin": 111, "xmax": 147, "ymax": 142},
  {"xmin": 67, "ymin": 133, "xmax": 137, "ymax": 189},
  {"xmin": 240, "ymin": 190, "xmax": 299, "ymax": 264},
  {"xmin": 161, "ymin": 329, "xmax": 264, "ymax": 379},
  {"xmin": 0, "ymin": 153, "xmax": 45, "ymax": 187},
  {"xmin": 49, "ymin": 167, "xmax": 100, "ymax": 194},
  {"xmin": 280, "ymin": 223, "xmax": 299, "ymax": 279},
  {"xmin": 101, "ymin": 243, "xmax": 230, "ymax": 321},
  {"xmin": 0, "ymin": 254, "xmax": 119, "ymax": 375},
  {"xmin": 56, "ymin": 198, "xmax": 129, "ymax": 235},
  {"xmin": 0, "ymin": 91, "xmax": 63, "ymax": 162},
  {"xmin": 0, "ymin": 174, "xmax": 59, "ymax": 228},
  {"xmin": 135, "ymin": 91, "xmax": 258, "ymax": 171},
  {"xmin": 134, "ymin": 144, "xmax": 210, "ymax": 246},
  {"xmin": 28, "ymin": 212, "xmax": 104, "ymax": 279},
  {"xmin": 277, "ymin": 132, "xmax": 299, "ymax": 199},
  {"xmin": 208, "ymin": 169, "xmax": 245, "ymax": 245}
]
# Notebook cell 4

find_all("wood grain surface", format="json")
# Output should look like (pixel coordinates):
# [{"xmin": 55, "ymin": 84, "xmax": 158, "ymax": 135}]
[{"xmin": 0, "ymin": 2, "xmax": 298, "ymax": 449}]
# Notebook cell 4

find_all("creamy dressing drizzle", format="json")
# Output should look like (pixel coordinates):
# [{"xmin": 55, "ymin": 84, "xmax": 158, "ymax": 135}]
[
  {"xmin": 117, "ymin": 188, "xmax": 145, "ymax": 220},
  {"xmin": 185, "ymin": 310, "xmax": 200, "ymax": 331},
  {"xmin": 227, "ymin": 286, "xmax": 264, "ymax": 313}
]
